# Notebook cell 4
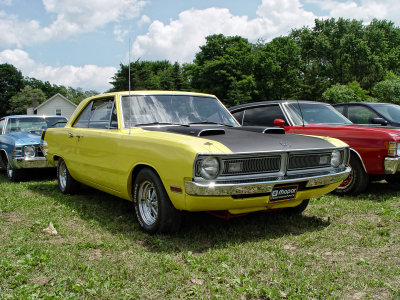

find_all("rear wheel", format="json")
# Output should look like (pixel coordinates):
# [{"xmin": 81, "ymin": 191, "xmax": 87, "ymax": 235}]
[
  {"xmin": 57, "ymin": 158, "xmax": 80, "ymax": 194},
  {"xmin": 333, "ymin": 155, "xmax": 368, "ymax": 195},
  {"xmin": 7, "ymin": 162, "xmax": 22, "ymax": 182},
  {"xmin": 133, "ymin": 168, "xmax": 181, "ymax": 234}
]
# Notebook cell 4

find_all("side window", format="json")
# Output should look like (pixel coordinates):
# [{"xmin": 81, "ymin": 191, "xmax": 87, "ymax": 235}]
[
  {"xmin": 347, "ymin": 105, "xmax": 379, "ymax": 124},
  {"xmin": 334, "ymin": 105, "xmax": 345, "ymax": 115},
  {"xmin": 232, "ymin": 110, "xmax": 244, "ymax": 125},
  {"xmin": 242, "ymin": 105, "xmax": 286, "ymax": 127},
  {"xmin": 0, "ymin": 119, "xmax": 4, "ymax": 134},
  {"xmin": 73, "ymin": 98, "xmax": 116, "ymax": 129},
  {"xmin": 73, "ymin": 102, "xmax": 93, "ymax": 128}
]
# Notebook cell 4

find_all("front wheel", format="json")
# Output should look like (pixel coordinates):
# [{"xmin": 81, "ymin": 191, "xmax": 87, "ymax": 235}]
[
  {"xmin": 7, "ymin": 162, "xmax": 22, "ymax": 182},
  {"xmin": 333, "ymin": 156, "xmax": 369, "ymax": 196},
  {"xmin": 282, "ymin": 199, "xmax": 309, "ymax": 215},
  {"xmin": 133, "ymin": 168, "xmax": 181, "ymax": 234},
  {"xmin": 57, "ymin": 158, "xmax": 80, "ymax": 194}
]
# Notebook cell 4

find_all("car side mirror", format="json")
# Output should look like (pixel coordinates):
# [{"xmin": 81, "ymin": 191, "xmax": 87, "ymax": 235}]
[
  {"xmin": 371, "ymin": 117, "xmax": 388, "ymax": 126},
  {"xmin": 273, "ymin": 118, "xmax": 286, "ymax": 128}
]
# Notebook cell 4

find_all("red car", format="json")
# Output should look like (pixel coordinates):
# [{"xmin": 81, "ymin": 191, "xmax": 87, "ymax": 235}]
[{"xmin": 230, "ymin": 100, "xmax": 400, "ymax": 195}]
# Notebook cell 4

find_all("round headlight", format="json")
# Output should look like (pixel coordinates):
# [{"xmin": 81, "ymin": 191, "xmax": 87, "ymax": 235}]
[
  {"xmin": 199, "ymin": 157, "xmax": 220, "ymax": 179},
  {"xmin": 24, "ymin": 145, "xmax": 35, "ymax": 158},
  {"xmin": 331, "ymin": 150, "xmax": 342, "ymax": 167}
]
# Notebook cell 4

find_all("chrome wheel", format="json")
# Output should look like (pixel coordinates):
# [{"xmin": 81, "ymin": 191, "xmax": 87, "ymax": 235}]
[
  {"xmin": 137, "ymin": 180, "xmax": 159, "ymax": 226},
  {"xmin": 58, "ymin": 160, "xmax": 67, "ymax": 191},
  {"xmin": 336, "ymin": 168, "xmax": 354, "ymax": 190},
  {"xmin": 57, "ymin": 158, "xmax": 80, "ymax": 194}
]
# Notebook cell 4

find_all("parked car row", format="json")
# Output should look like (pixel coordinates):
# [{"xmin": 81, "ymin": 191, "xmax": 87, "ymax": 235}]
[
  {"xmin": 0, "ymin": 115, "xmax": 67, "ymax": 181},
  {"xmin": 230, "ymin": 100, "xmax": 400, "ymax": 195},
  {"xmin": 1, "ymin": 93, "xmax": 399, "ymax": 234}
]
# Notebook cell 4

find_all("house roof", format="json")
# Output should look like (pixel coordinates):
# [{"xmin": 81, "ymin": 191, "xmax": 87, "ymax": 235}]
[{"xmin": 34, "ymin": 93, "xmax": 77, "ymax": 111}]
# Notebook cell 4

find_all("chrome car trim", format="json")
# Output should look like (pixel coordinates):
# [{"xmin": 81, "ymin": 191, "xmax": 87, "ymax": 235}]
[
  {"xmin": 384, "ymin": 157, "xmax": 400, "ymax": 174},
  {"xmin": 349, "ymin": 148, "xmax": 367, "ymax": 173},
  {"xmin": 12, "ymin": 157, "xmax": 52, "ymax": 169},
  {"xmin": 185, "ymin": 166, "xmax": 350, "ymax": 196}
]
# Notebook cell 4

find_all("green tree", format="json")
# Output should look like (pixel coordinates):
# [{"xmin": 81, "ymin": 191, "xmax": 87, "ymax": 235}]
[
  {"xmin": 253, "ymin": 37, "xmax": 301, "ymax": 100},
  {"xmin": 191, "ymin": 34, "xmax": 255, "ymax": 106},
  {"xmin": 23, "ymin": 77, "xmax": 67, "ymax": 99},
  {"xmin": 109, "ymin": 60, "xmax": 189, "ymax": 92},
  {"xmin": 0, "ymin": 63, "xmax": 24, "ymax": 117},
  {"xmin": 322, "ymin": 81, "xmax": 371, "ymax": 103},
  {"xmin": 290, "ymin": 18, "xmax": 394, "ymax": 99},
  {"xmin": 7, "ymin": 86, "xmax": 46, "ymax": 115},
  {"xmin": 372, "ymin": 77, "xmax": 400, "ymax": 104}
]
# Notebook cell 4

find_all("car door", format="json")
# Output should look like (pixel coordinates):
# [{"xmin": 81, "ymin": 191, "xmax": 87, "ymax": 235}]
[
  {"xmin": 347, "ymin": 105, "xmax": 380, "ymax": 125},
  {"xmin": 68, "ymin": 97, "xmax": 122, "ymax": 193}
]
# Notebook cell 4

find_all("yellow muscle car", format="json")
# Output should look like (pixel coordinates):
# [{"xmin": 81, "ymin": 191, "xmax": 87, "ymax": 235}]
[{"xmin": 41, "ymin": 91, "xmax": 350, "ymax": 233}]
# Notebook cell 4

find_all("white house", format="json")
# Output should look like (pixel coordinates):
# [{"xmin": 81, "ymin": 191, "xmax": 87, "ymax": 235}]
[{"xmin": 33, "ymin": 93, "xmax": 77, "ymax": 119}]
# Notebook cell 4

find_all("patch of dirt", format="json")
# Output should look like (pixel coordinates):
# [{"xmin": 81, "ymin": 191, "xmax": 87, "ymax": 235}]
[
  {"xmin": 0, "ymin": 211, "xmax": 21, "ymax": 223},
  {"xmin": 31, "ymin": 276, "xmax": 51, "ymax": 286}
]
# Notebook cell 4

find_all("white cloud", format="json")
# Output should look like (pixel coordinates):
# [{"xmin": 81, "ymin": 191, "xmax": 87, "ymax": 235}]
[
  {"xmin": 137, "ymin": 14, "xmax": 151, "ymax": 27},
  {"xmin": 132, "ymin": 0, "xmax": 400, "ymax": 64},
  {"xmin": 0, "ymin": 49, "xmax": 117, "ymax": 92},
  {"xmin": 0, "ymin": 0, "xmax": 147, "ymax": 48},
  {"xmin": 132, "ymin": 0, "xmax": 319, "ymax": 63},
  {"xmin": 310, "ymin": 0, "xmax": 398, "ymax": 23}
]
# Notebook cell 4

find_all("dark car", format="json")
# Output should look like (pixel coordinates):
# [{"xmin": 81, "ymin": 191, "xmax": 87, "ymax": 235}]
[
  {"xmin": 0, "ymin": 115, "xmax": 67, "ymax": 181},
  {"xmin": 230, "ymin": 100, "xmax": 400, "ymax": 195},
  {"xmin": 333, "ymin": 102, "xmax": 400, "ymax": 127}
]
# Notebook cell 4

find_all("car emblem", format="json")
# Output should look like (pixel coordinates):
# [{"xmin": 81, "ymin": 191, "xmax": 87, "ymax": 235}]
[{"xmin": 280, "ymin": 141, "xmax": 291, "ymax": 148}]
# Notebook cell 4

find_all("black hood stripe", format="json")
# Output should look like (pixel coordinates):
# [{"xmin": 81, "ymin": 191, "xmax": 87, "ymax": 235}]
[{"xmin": 144, "ymin": 126, "xmax": 335, "ymax": 152}]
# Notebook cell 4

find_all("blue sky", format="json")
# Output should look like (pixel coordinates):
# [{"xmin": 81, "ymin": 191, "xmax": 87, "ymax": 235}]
[{"xmin": 0, "ymin": 0, "xmax": 399, "ymax": 93}]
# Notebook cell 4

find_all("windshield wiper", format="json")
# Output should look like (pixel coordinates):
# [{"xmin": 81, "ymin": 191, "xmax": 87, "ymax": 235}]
[
  {"xmin": 188, "ymin": 121, "xmax": 233, "ymax": 127},
  {"xmin": 135, "ymin": 122, "xmax": 189, "ymax": 127}
]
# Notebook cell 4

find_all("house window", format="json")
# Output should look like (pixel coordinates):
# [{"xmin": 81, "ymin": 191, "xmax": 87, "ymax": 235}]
[{"xmin": 56, "ymin": 109, "xmax": 62, "ymax": 116}]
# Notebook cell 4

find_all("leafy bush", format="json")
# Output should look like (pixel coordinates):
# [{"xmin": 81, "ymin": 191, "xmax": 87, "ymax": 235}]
[{"xmin": 322, "ymin": 81, "xmax": 371, "ymax": 103}]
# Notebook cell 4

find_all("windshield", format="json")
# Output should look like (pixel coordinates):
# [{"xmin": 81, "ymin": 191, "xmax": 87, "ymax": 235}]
[
  {"xmin": 5, "ymin": 117, "xmax": 67, "ymax": 134},
  {"xmin": 121, "ymin": 95, "xmax": 238, "ymax": 128},
  {"xmin": 285, "ymin": 102, "xmax": 353, "ymax": 125},
  {"xmin": 370, "ymin": 103, "xmax": 400, "ymax": 123}
]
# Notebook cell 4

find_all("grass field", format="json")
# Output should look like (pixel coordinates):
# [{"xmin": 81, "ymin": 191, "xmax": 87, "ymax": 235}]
[{"xmin": 1, "ymin": 171, "xmax": 399, "ymax": 299}]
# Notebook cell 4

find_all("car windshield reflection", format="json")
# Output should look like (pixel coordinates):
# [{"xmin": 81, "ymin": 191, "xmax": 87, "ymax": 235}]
[
  {"xmin": 370, "ymin": 103, "xmax": 400, "ymax": 123},
  {"xmin": 285, "ymin": 102, "xmax": 353, "ymax": 125},
  {"xmin": 5, "ymin": 117, "xmax": 67, "ymax": 134},
  {"xmin": 120, "ymin": 95, "xmax": 238, "ymax": 128}
]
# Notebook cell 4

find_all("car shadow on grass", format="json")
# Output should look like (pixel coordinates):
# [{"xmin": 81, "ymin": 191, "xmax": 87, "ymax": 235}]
[{"xmin": 24, "ymin": 180, "xmax": 333, "ymax": 253}]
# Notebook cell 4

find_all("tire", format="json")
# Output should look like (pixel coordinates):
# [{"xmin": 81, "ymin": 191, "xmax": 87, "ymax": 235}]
[
  {"xmin": 6, "ymin": 162, "xmax": 22, "ymax": 182},
  {"xmin": 333, "ymin": 155, "xmax": 369, "ymax": 195},
  {"xmin": 282, "ymin": 199, "xmax": 309, "ymax": 215},
  {"xmin": 133, "ymin": 168, "xmax": 181, "ymax": 234},
  {"xmin": 57, "ymin": 158, "xmax": 80, "ymax": 194}
]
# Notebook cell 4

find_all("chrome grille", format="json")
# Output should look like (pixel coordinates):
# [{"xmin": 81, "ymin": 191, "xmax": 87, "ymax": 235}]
[
  {"xmin": 288, "ymin": 152, "xmax": 331, "ymax": 170},
  {"xmin": 221, "ymin": 155, "xmax": 281, "ymax": 176}
]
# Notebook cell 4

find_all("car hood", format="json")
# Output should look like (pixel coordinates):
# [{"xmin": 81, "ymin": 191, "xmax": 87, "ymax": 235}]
[
  {"xmin": 144, "ymin": 125, "xmax": 340, "ymax": 153},
  {"xmin": 6, "ymin": 131, "xmax": 42, "ymax": 145}
]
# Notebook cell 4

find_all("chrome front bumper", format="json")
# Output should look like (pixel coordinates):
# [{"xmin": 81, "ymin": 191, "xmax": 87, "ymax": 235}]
[
  {"xmin": 384, "ymin": 157, "xmax": 400, "ymax": 174},
  {"xmin": 184, "ymin": 167, "xmax": 351, "ymax": 196},
  {"xmin": 12, "ymin": 157, "xmax": 52, "ymax": 169}
]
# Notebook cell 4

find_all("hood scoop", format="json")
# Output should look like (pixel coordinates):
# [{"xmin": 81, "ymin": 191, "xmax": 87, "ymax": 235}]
[
  {"xmin": 198, "ymin": 128, "xmax": 225, "ymax": 137},
  {"xmin": 160, "ymin": 126, "xmax": 226, "ymax": 137}
]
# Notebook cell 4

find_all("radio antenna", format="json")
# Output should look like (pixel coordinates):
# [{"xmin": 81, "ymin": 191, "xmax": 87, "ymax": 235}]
[
  {"xmin": 128, "ymin": 38, "xmax": 132, "ymax": 135},
  {"xmin": 296, "ymin": 100, "xmax": 305, "ymax": 127},
  {"xmin": 128, "ymin": 38, "xmax": 131, "ymax": 94}
]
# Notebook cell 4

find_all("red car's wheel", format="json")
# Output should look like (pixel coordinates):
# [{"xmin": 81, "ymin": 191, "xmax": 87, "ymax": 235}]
[{"xmin": 333, "ymin": 156, "xmax": 368, "ymax": 195}]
